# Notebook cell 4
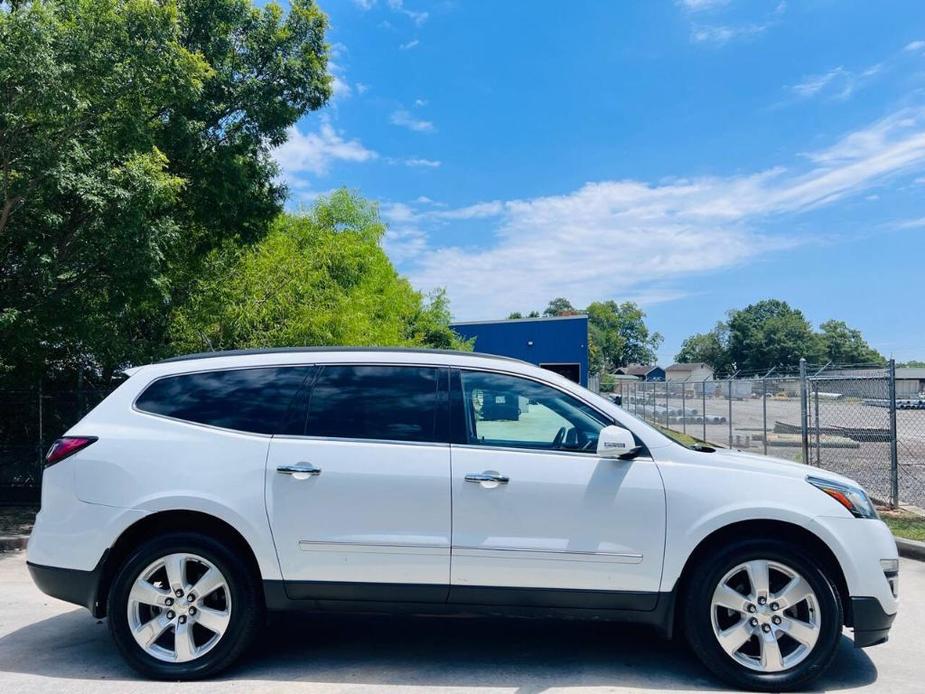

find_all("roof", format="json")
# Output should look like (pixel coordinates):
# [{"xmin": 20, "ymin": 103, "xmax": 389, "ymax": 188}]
[
  {"xmin": 897, "ymin": 368, "xmax": 925, "ymax": 379},
  {"xmin": 159, "ymin": 346, "xmax": 524, "ymax": 365},
  {"xmin": 666, "ymin": 362, "xmax": 712, "ymax": 372},
  {"xmin": 450, "ymin": 314, "xmax": 588, "ymax": 327},
  {"xmin": 620, "ymin": 364, "xmax": 663, "ymax": 376}
]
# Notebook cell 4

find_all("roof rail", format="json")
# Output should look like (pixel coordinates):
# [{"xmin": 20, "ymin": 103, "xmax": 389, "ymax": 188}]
[{"xmin": 158, "ymin": 346, "xmax": 527, "ymax": 365}]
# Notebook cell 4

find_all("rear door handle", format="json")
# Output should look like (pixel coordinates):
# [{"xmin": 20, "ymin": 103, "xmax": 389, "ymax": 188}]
[
  {"xmin": 277, "ymin": 462, "xmax": 321, "ymax": 476},
  {"xmin": 465, "ymin": 472, "xmax": 509, "ymax": 484}
]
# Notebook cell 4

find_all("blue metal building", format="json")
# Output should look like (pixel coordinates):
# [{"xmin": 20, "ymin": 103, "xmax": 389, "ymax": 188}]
[{"xmin": 450, "ymin": 315, "xmax": 590, "ymax": 386}]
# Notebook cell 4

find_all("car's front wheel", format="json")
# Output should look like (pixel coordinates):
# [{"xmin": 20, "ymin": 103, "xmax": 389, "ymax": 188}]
[
  {"xmin": 107, "ymin": 532, "xmax": 262, "ymax": 679},
  {"xmin": 683, "ymin": 538, "xmax": 843, "ymax": 692}
]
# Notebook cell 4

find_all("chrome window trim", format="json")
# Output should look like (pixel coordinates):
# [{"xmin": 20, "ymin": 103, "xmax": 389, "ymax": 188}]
[{"xmin": 272, "ymin": 434, "xmax": 450, "ymax": 448}]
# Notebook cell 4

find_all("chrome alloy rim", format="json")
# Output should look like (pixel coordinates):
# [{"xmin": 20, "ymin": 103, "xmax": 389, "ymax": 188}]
[
  {"xmin": 127, "ymin": 553, "xmax": 231, "ymax": 663},
  {"xmin": 710, "ymin": 559, "xmax": 821, "ymax": 673}
]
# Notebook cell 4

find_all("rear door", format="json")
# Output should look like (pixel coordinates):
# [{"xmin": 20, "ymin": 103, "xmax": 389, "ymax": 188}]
[{"xmin": 266, "ymin": 364, "xmax": 452, "ymax": 601}]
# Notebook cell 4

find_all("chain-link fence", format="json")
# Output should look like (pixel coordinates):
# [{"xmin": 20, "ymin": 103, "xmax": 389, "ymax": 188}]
[
  {"xmin": 0, "ymin": 384, "xmax": 116, "ymax": 503},
  {"xmin": 611, "ymin": 360, "xmax": 925, "ymax": 510}
]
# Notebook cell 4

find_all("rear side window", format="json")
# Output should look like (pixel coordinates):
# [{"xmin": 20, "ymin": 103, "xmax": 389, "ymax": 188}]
[
  {"xmin": 135, "ymin": 366, "xmax": 314, "ymax": 434},
  {"xmin": 304, "ymin": 365, "xmax": 440, "ymax": 443}
]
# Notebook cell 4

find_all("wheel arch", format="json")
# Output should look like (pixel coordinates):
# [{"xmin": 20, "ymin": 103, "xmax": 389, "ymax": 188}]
[
  {"xmin": 94, "ymin": 510, "xmax": 263, "ymax": 618},
  {"xmin": 670, "ymin": 519, "xmax": 851, "ymax": 632}
]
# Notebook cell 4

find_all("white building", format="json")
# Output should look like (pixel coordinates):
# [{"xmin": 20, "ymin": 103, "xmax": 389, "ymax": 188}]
[{"xmin": 665, "ymin": 362, "xmax": 714, "ymax": 382}]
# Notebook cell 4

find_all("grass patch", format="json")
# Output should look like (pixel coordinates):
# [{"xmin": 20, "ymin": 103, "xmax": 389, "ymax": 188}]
[
  {"xmin": 652, "ymin": 424, "xmax": 720, "ymax": 449},
  {"xmin": 880, "ymin": 509, "xmax": 925, "ymax": 542}
]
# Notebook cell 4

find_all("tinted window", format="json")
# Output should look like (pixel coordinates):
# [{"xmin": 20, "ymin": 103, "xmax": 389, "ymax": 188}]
[
  {"xmin": 305, "ymin": 366, "xmax": 440, "ymax": 442},
  {"xmin": 460, "ymin": 370, "xmax": 609, "ymax": 451},
  {"xmin": 136, "ymin": 366, "xmax": 314, "ymax": 434}
]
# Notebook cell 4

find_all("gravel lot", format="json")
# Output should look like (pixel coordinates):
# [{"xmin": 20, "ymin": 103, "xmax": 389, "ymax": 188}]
[{"xmin": 1, "ymin": 551, "xmax": 923, "ymax": 693}]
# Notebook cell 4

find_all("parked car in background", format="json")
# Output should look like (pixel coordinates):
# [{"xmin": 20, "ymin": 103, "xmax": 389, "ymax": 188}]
[{"xmin": 28, "ymin": 348, "xmax": 898, "ymax": 690}]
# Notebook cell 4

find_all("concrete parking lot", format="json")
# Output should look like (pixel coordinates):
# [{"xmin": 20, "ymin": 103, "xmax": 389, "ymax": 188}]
[{"xmin": 0, "ymin": 551, "xmax": 922, "ymax": 693}]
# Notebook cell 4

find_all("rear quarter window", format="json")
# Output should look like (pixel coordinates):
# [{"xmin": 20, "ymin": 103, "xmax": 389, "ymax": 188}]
[{"xmin": 135, "ymin": 366, "xmax": 314, "ymax": 434}]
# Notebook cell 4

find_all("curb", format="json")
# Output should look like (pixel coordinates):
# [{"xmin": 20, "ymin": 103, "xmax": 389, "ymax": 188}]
[
  {"xmin": 0, "ymin": 535, "xmax": 28, "ymax": 552},
  {"xmin": 896, "ymin": 537, "xmax": 925, "ymax": 562}
]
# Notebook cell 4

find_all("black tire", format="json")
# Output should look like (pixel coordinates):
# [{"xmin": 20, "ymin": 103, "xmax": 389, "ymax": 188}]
[
  {"xmin": 107, "ymin": 531, "xmax": 263, "ymax": 680},
  {"xmin": 683, "ymin": 538, "xmax": 843, "ymax": 692}
]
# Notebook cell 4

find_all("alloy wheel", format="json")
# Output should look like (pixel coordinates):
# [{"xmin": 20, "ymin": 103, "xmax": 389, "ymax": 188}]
[
  {"xmin": 710, "ymin": 559, "xmax": 821, "ymax": 673},
  {"xmin": 126, "ymin": 552, "xmax": 232, "ymax": 663}
]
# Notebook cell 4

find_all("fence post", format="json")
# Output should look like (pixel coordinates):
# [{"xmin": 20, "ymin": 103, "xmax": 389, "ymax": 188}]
[
  {"xmin": 814, "ymin": 381, "xmax": 822, "ymax": 466},
  {"xmin": 799, "ymin": 358, "xmax": 810, "ymax": 465},
  {"xmin": 681, "ymin": 378, "xmax": 688, "ymax": 435},
  {"xmin": 889, "ymin": 358, "xmax": 899, "ymax": 509},
  {"xmin": 37, "ymin": 378, "xmax": 44, "ymax": 480},
  {"xmin": 762, "ymin": 376, "xmax": 768, "ymax": 455},
  {"xmin": 702, "ymin": 379, "xmax": 708, "ymax": 443},
  {"xmin": 727, "ymin": 378, "xmax": 733, "ymax": 448},
  {"xmin": 665, "ymin": 381, "xmax": 670, "ymax": 427}
]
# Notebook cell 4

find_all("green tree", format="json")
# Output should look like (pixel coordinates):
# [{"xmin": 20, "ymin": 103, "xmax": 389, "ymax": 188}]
[
  {"xmin": 675, "ymin": 300, "xmax": 883, "ymax": 373},
  {"xmin": 543, "ymin": 297, "xmax": 578, "ymax": 317},
  {"xmin": 170, "ymin": 190, "xmax": 470, "ymax": 352},
  {"xmin": 0, "ymin": 0, "xmax": 331, "ymax": 382},
  {"xmin": 586, "ymin": 300, "xmax": 662, "ymax": 372},
  {"xmin": 818, "ymin": 320, "xmax": 885, "ymax": 365},
  {"xmin": 675, "ymin": 322, "xmax": 732, "ymax": 373}
]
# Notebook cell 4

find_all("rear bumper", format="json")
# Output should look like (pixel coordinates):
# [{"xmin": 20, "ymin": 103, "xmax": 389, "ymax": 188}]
[
  {"xmin": 851, "ymin": 596, "xmax": 895, "ymax": 648},
  {"xmin": 27, "ymin": 551, "xmax": 107, "ymax": 617}
]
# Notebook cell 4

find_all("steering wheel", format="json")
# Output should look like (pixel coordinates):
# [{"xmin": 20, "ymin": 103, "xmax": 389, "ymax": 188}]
[{"xmin": 552, "ymin": 426, "xmax": 567, "ymax": 448}]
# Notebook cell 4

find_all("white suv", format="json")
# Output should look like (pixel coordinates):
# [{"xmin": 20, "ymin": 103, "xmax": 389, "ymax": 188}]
[{"xmin": 27, "ymin": 348, "xmax": 898, "ymax": 690}]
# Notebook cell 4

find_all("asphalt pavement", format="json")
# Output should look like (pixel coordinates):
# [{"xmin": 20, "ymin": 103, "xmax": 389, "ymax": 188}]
[{"xmin": 1, "ymin": 552, "xmax": 922, "ymax": 693}]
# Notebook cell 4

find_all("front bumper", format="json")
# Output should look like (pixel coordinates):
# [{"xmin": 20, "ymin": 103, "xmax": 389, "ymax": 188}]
[
  {"xmin": 851, "ymin": 596, "xmax": 895, "ymax": 648},
  {"xmin": 27, "ymin": 551, "xmax": 108, "ymax": 617}
]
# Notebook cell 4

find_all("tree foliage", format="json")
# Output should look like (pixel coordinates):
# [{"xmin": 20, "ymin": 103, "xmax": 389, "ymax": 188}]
[
  {"xmin": 0, "ymin": 0, "xmax": 331, "ymax": 382},
  {"xmin": 675, "ymin": 300, "xmax": 885, "ymax": 374},
  {"xmin": 171, "ymin": 190, "xmax": 470, "ymax": 352}
]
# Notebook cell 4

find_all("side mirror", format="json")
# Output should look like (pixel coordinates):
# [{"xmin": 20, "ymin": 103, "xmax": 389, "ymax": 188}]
[{"xmin": 597, "ymin": 425, "xmax": 641, "ymax": 459}]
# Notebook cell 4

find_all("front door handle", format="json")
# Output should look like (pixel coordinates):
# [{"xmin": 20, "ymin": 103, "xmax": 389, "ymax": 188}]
[
  {"xmin": 277, "ymin": 462, "xmax": 321, "ymax": 476},
  {"xmin": 465, "ymin": 471, "xmax": 509, "ymax": 484}
]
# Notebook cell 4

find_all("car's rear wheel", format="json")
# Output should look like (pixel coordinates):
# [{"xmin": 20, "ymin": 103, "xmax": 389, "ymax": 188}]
[
  {"xmin": 107, "ymin": 532, "xmax": 262, "ymax": 679},
  {"xmin": 683, "ymin": 538, "xmax": 842, "ymax": 691}
]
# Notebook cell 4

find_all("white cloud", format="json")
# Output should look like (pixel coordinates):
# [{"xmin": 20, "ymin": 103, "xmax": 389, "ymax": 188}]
[
  {"xmin": 353, "ymin": 0, "xmax": 376, "ymax": 9},
  {"xmin": 905, "ymin": 40, "xmax": 925, "ymax": 52},
  {"xmin": 414, "ymin": 98, "xmax": 428, "ymax": 107},
  {"xmin": 691, "ymin": 23, "xmax": 768, "ymax": 45},
  {"xmin": 383, "ymin": 227, "xmax": 429, "ymax": 263},
  {"xmin": 395, "ymin": 108, "xmax": 925, "ymax": 319},
  {"xmin": 677, "ymin": 0, "xmax": 730, "ymax": 11},
  {"xmin": 789, "ymin": 63, "xmax": 882, "ymax": 101},
  {"xmin": 388, "ymin": 0, "xmax": 428, "ymax": 26},
  {"xmin": 403, "ymin": 158, "xmax": 441, "ymax": 168},
  {"xmin": 355, "ymin": 82, "xmax": 369, "ymax": 95},
  {"xmin": 790, "ymin": 67, "xmax": 847, "ymax": 97},
  {"xmin": 399, "ymin": 39, "xmax": 420, "ymax": 50},
  {"xmin": 274, "ymin": 123, "xmax": 377, "ymax": 179},
  {"xmin": 390, "ymin": 109, "xmax": 435, "ymax": 132}
]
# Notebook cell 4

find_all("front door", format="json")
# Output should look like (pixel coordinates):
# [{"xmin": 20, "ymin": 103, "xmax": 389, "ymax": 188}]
[
  {"xmin": 266, "ymin": 364, "xmax": 451, "ymax": 601},
  {"xmin": 448, "ymin": 369, "xmax": 665, "ymax": 608}
]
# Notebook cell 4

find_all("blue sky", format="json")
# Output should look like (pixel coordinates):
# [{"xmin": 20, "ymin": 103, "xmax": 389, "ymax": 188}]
[{"xmin": 274, "ymin": 0, "xmax": 925, "ymax": 363}]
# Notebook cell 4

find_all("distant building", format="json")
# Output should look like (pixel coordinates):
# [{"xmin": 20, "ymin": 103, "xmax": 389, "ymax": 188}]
[
  {"xmin": 666, "ymin": 362, "xmax": 714, "ymax": 382},
  {"xmin": 896, "ymin": 368, "xmax": 925, "ymax": 398},
  {"xmin": 615, "ymin": 364, "xmax": 666, "ymax": 381},
  {"xmin": 450, "ymin": 315, "xmax": 589, "ymax": 386}
]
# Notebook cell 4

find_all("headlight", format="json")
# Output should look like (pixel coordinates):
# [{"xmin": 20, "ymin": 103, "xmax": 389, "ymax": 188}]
[{"xmin": 807, "ymin": 476, "xmax": 878, "ymax": 519}]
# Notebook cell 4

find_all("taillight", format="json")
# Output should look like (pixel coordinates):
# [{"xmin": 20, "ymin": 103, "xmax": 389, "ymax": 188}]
[{"xmin": 45, "ymin": 436, "xmax": 98, "ymax": 467}]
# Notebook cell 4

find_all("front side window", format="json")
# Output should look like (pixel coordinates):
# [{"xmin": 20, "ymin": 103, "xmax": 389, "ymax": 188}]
[
  {"xmin": 135, "ymin": 366, "xmax": 314, "ymax": 434},
  {"xmin": 459, "ymin": 370, "xmax": 609, "ymax": 452},
  {"xmin": 304, "ymin": 365, "xmax": 441, "ymax": 443}
]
